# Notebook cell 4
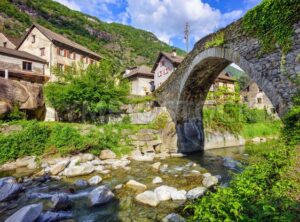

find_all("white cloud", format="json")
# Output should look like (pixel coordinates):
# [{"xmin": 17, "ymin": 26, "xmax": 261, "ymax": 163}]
[
  {"xmin": 127, "ymin": 0, "xmax": 243, "ymax": 44},
  {"xmin": 53, "ymin": 0, "xmax": 81, "ymax": 11}
]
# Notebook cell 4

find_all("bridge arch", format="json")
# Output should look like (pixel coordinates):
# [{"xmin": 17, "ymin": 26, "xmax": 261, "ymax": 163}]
[{"xmin": 156, "ymin": 20, "xmax": 300, "ymax": 153}]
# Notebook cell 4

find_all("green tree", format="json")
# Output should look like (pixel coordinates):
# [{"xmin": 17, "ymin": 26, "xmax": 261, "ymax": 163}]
[{"xmin": 44, "ymin": 61, "xmax": 130, "ymax": 122}]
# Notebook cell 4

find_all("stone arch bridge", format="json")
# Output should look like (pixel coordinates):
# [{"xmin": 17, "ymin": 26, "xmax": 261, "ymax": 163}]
[{"xmin": 155, "ymin": 19, "xmax": 300, "ymax": 153}]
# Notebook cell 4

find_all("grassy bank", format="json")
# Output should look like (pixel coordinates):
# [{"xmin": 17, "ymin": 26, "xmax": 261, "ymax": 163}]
[
  {"xmin": 241, "ymin": 121, "xmax": 282, "ymax": 139},
  {"xmin": 0, "ymin": 120, "xmax": 150, "ymax": 164}
]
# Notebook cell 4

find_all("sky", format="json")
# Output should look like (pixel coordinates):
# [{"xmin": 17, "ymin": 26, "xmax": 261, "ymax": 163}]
[{"xmin": 54, "ymin": 0, "xmax": 262, "ymax": 51}]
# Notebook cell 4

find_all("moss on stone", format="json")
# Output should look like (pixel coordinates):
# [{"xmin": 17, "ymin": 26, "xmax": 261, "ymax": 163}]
[{"xmin": 205, "ymin": 32, "xmax": 225, "ymax": 49}]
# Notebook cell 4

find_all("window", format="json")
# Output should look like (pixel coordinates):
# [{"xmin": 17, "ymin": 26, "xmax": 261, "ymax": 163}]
[
  {"xmin": 32, "ymin": 35, "xmax": 36, "ymax": 43},
  {"xmin": 3, "ymin": 42, "xmax": 7, "ymax": 48},
  {"xmin": 57, "ymin": 63, "xmax": 64, "ymax": 72},
  {"xmin": 246, "ymin": 86, "xmax": 250, "ymax": 92},
  {"xmin": 161, "ymin": 60, "xmax": 165, "ymax": 66},
  {"xmin": 64, "ymin": 49, "xmax": 68, "ymax": 57},
  {"xmin": 257, "ymin": 98, "xmax": 262, "ymax": 104},
  {"xmin": 57, "ymin": 48, "xmax": 64, "ymax": 56},
  {"xmin": 259, "ymin": 88, "xmax": 263, "ymax": 92},
  {"xmin": 244, "ymin": 96, "xmax": 248, "ymax": 102},
  {"xmin": 40, "ymin": 48, "xmax": 45, "ymax": 56},
  {"xmin": 81, "ymin": 55, "xmax": 84, "ymax": 62},
  {"xmin": 72, "ymin": 52, "xmax": 76, "ymax": 60},
  {"xmin": 85, "ymin": 57, "xmax": 89, "ymax": 64},
  {"xmin": 22, "ymin": 62, "xmax": 32, "ymax": 71},
  {"xmin": 90, "ymin": 59, "xmax": 94, "ymax": 65}
]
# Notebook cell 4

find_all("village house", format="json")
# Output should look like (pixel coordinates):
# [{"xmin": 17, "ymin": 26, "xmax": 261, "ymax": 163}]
[
  {"xmin": 123, "ymin": 65, "xmax": 154, "ymax": 96},
  {"xmin": 152, "ymin": 49, "xmax": 184, "ymax": 89},
  {"xmin": 241, "ymin": 81, "xmax": 278, "ymax": 118},
  {"xmin": 17, "ymin": 23, "xmax": 102, "ymax": 80},
  {"xmin": 0, "ymin": 33, "xmax": 20, "ymax": 49},
  {"xmin": 0, "ymin": 46, "xmax": 48, "ymax": 84}
]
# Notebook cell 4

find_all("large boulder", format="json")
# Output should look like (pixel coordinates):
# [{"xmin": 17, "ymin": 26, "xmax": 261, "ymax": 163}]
[
  {"xmin": 51, "ymin": 193, "xmax": 72, "ymax": 211},
  {"xmin": 5, "ymin": 203, "xmax": 43, "ymax": 222},
  {"xmin": 135, "ymin": 191, "xmax": 160, "ymax": 207},
  {"xmin": 63, "ymin": 163, "xmax": 94, "ymax": 177},
  {"xmin": 100, "ymin": 150, "xmax": 116, "ymax": 160},
  {"xmin": 126, "ymin": 180, "xmax": 147, "ymax": 191},
  {"xmin": 0, "ymin": 180, "xmax": 23, "ymax": 202},
  {"xmin": 88, "ymin": 185, "xmax": 115, "ymax": 206}
]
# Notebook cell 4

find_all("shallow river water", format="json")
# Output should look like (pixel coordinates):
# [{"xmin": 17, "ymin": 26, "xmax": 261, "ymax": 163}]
[{"xmin": 0, "ymin": 146, "xmax": 246, "ymax": 222}]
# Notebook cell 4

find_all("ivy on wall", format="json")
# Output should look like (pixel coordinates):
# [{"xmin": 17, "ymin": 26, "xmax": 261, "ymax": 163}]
[{"xmin": 242, "ymin": 0, "xmax": 300, "ymax": 54}]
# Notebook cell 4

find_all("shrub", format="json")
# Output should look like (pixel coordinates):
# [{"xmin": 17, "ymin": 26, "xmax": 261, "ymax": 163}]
[
  {"xmin": 2, "ymin": 105, "xmax": 27, "ymax": 121},
  {"xmin": 205, "ymin": 32, "xmax": 225, "ymax": 49},
  {"xmin": 150, "ymin": 112, "xmax": 170, "ymax": 130}
]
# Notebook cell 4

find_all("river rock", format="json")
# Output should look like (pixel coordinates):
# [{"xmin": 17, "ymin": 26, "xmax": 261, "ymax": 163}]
[
  {"xmin": 88, "ymin": 175, "xmax": 102, "ymax": 185},
  {"xmin": 74, "ymin": 179, "xmax": 88, "ymax": 187},
  {"xmin": 126, "ymin": 180, "xmax": 147, "ymax": 191},
  {"xmin": 152, "ymin": 176, "xmax": 163, "ymax": 184},
  {"xmin": 100, "ymin": 150, "xmax": 116, "ymax": 160},
  {"xmin": 81, "ymin": 153, "xmax": 95, "ymax": 162},
  {"xmin": 0, "ymin": 180, "xmax": 23, "ymax": 202},
  {"xmin": 135, "ymin": 191, "xmax": 160, "ymax": 207},
  {"xmin": 91, "ymin": 159, "xmax": 103, "ymax": 165},
  {"xmin": 37, "ymin": 211, "xmax": 73, "ymax": 222},
  {"xmin": 152, "ymin": 162, "xmax": 161, "ymax": 170},
  {"xmin": 88, "ymin": 185, "xmax": 115, "ymax": 206},
  {"xmin": 154, "ymin": 186, "xmax": 177, "ymax": 201},
  {"xmin": 5, "ymin": 203, "xmax": 43, "ymax": 222},
  {"xmin": 202, "ymin": 175, "xmax": 218, "ymax": 188},
  {"xmin": 162, "ymin": 213, "xmax": 186, "ymax": 222},
  {"xmin": 16, "ymin": 156, "xmax": 36, "ymax": 168},
  {"xmin": 170, "ymin": 153, "xmax": 186, "ymax": 158},
  {"xmin": 115, "ymin": 184, "xmax": 123, "ymax": 190},
  {"xmin": 50, "ymin": 160, "xmax": 70, "ymax": 175},
  {"xmin": 51, "ymin": 193, "xmax": 71, "ymax": 211},
  {"xmin": 64, "ymin": 163, "xmax": 94, "ymax": 177},
  {"xmin": 0, "ymin": 162, "xmax": 17, "ymax": 171},
  {"xmin": 171, "ymin": 190, "xmax": 186, "ymax": 201},
  {"xmin": 186, "ymin": 187, "xmax": 207, "ymax": 199},
  {"xmin": 132, "ymin": 154, "xmax": 154, "ymax": 162}
]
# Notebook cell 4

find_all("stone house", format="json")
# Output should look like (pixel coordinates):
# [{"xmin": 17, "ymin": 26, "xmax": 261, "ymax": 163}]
[
  {"xmin": 17, "ymin": 23, "xmax": 102, "ymax": 80},
  {"xmin": 0, "ymin": 46, "xmax": 48, "ymax": 83},
  {"xmin": 152, "ymin": 50, "xmax": 184, "ymax": 89},
  {"xmin": 0, "ymin": 33, "xmax": 21, "ymax": 49},
  {"xmin": 123, "ymin": 66, "xmax": 154, "ymax": 96},
  {"xmin": 241, "ymin": 81, "xmax": 278, "ymax": 118}
]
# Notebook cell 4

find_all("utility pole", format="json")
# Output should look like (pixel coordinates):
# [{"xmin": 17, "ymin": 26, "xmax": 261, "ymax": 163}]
[{"xmin": 184, "ymin": 22, "xmax": 190, "ymax": 53}]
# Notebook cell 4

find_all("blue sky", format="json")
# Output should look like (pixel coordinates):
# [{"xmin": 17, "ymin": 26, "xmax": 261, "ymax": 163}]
[{"xmin": 55, "ymin": 0, "xmax": 262, "ymax": 51}]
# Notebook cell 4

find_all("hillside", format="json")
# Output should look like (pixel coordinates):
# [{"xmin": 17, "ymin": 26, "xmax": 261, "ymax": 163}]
[{"xmin": 0, "ymin": 0, "xmax": 185, "ymax": 69}]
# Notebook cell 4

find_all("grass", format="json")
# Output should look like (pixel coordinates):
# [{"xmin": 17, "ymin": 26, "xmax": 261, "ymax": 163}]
[
  {"xmin": 205, "ymin": 32, "xmax": 225, "ymax": 49},
  {"xmin": 241, "ymin": 121, "xmax": 282, "ymax": 139}
]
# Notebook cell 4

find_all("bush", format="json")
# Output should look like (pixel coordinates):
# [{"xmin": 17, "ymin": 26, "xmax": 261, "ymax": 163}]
[
  {"xmin": 184, "ymin": 141, "xmax": 299, "ymax": 221},
  {"xmin": 44, "ymin": 61, "xmax": 130, "ymax": 122},
  {"xmin": 150, "ymin": 112, "xmax": 170, "ymax": 130},
  {"xmin": 0, "ymin": 121, "xmax": 50, "ymax": 164},
  {"xmin": 1, "ymin": 105, "xmax": 27, "ymax": 122}
]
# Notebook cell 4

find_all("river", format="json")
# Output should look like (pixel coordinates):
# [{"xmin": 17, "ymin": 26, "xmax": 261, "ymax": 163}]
[{"xmin": 0, "ymin": 146, "xmax": 247, "ymax": 222}]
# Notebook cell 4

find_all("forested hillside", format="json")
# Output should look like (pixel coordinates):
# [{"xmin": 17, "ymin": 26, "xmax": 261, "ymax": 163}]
[{"xmin": 0, "ymin": 0, "xmax": 185, "ymax": 69}]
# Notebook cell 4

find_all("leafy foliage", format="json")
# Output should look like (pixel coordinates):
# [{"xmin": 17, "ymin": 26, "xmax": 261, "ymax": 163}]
[
  {"xmin": 2, "ymin": 105, "xmax": 27, "ymax": 122},
  {"xmin": 0, "ymin": 0, "xmax": 185, "ymax": 67},
  {"xmin": 184, "ymin": 141, "xmax": 300, "ymax": 221},
  {"xmin": 205, "ymin": 32, "xmax": 225, "ymax": 49},
  {"xmin": 44, "ymin": 61, "xmax": 130, "ymax": 122},
  {"xmin": 243, "ymin": 0, "xmax": 300, "ymax": 53}
]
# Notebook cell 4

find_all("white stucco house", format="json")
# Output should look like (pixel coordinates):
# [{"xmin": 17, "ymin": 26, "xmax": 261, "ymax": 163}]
[
  {"xmin": 152, "ymin": 50, "xmax": 184, "ymax": 89},
  {"xmin": 123, "ymin": 66, "xmax": 154, "ymax": 96},
  {"xmin": 17, "ymin": 23, "xmax": 102, "ymax": 80},
  {"xmin": 0, "ymin": 46, "xmax": 48, "ymax": 83}
]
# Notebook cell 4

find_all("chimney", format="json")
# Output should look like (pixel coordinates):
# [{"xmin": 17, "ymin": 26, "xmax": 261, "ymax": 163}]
[{"xmin": 172, "ymin": 48, "xmax": 177, "ymax": 57}]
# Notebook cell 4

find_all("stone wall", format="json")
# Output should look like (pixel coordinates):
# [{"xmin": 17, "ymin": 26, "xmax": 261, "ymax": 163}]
[{"xmin": 155, "ymin": 19, "xmax": 300, "ymax": 152}]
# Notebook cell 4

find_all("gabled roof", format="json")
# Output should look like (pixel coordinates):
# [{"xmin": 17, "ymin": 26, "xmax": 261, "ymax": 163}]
[
  {"xmin": 17, "ymin": 23, "xmax": 102, "ymax": 59},
  {"xmin": 217, "ymin": 70, "xmax": 237, "ymax": 82},
  {"xmin": 123, "ymin": 65, "xmax": 154, "ymax": 79},
  {"xmin": 152, "ymin": 51, "xmax": 184, "ymax": 72},
  {"xmin": 0, "ymin": 46, "xmax": 47, "ymax": 63},
  {"xmin": 6, "ymin": 36, "xmax": 21, "ymax": 47}
]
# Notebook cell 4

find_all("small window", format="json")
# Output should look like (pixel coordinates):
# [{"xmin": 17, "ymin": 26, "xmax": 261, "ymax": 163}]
[
  {"xmin": 90, "ymin": 59, "xmax": 94, "ymax": 65},
  {"xmin": 85, "ymin": 57, "xmax": 89, "ymax": 64},
  {"xmin": 3, "ymin": 42, "xmax": 7, "ymax": 48},
  {"xmin": 161, "ymin": 60, "xmax": 165, "ymax": 66},
  {"xmin": 57, "ymin": 63, "xmax": 64, "ymax": 72},
  {"xmin": 72, "ymin": 52, "xmax": 76, "ymax": 60},
  {"xmin": 244, "ymin": 96, "xmax": 248, "ymax": 102},
  {"xmin": 23, "ymin": 62, "xmax": 32, "ymax": 71},
  {"xmin": 259, "ymin": 88, "xmax": 263, "ymax": 92},
  {"xmin": 81, "ymin": 55, "xmax": 84, "ymax": 62},
  {"xmin": 40, "ymin": 48, "xmax": 45, "ymax": 56},
  {"xmin": 32, "ymin": 35, "xmax": 36, "ymax": 43},
  {"xmin": 257, "ymin": 98, "xmax": 262, "ymax": 104},
  {"xmin": 246, "ymin": 86, "xmax": 250, "ymax": 92},
  {"xmin": 57, "ymin": 48, "xmax": 64, "ymax": 56}
]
